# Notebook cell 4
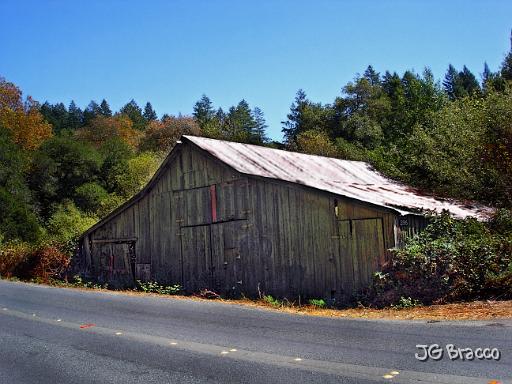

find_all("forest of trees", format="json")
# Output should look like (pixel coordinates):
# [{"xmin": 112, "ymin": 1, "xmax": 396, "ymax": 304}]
[{"xmin": 0, "ymin": 32, "xmax": 511, "ymax": 291}]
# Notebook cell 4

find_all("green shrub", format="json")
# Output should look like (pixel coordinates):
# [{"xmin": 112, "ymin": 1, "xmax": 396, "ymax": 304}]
[
  {"xmin": 308, "ymin": 298, "xmax": 327, "ymax": 308},
  {"xmin": 47, "ymin": 201, "xmax": 97, "ymax": 251},
  {"xmin": 391, "ymin": 296, "xmax": 422, "ymax": 309},
  {"xmin": 136, "ymin": 280, "xmax": 182, "ymax": 295},
  {"xmin": 262, "ymin": 295, "xmax": 283, "ymax": 307},
  {"xmin": 366, "ymin": 211, "xmax": 512, "ymax": 306}
]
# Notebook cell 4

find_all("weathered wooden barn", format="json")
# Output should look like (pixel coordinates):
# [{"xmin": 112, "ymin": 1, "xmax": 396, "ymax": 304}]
[{"xmin": 76, "ymin": 136, "xmax": 490, "ymax": 300}]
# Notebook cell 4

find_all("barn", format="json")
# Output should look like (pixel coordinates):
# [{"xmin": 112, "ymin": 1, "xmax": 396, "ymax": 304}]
[{"xmin": 76, "ymin": 135, "xmax": 490, "ymax": 300}]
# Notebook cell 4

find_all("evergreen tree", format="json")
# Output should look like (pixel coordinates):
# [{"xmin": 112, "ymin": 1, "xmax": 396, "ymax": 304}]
[
  {"xmin": 120, "ymin": 99, "xmax": 146, "ymax": 130},
  {"xmin": 443, "ymin": 64, "xmax": 459, "ymax": 100},
  {"xmin": 501, "ymin": 30, "xmax": 512, "ymax": 81},
  {"xmin": 251, "ymin": 107, "xmax": 268, "ymax": 144},
  {"xmin": 99, "ymin": 99, "xmax": 112, "ymax": 117},
  {"xmin": 193, "ymin": 95, "xmax": 215, "ymax": 129},
  {"xmin": 83, "ymin": 100, "xmax": 101, "ymax": 125},
  {"xmin": 226, "ymin": 100, "xmax": 256, "ymax": 142},
  {"xmin": 459, "ymin": 66, "xmax": 481, "ymax": 96},
  {"xmin": 282, "ymin": 89, "xmax": 308, "ymax": 144},
  {"xmin": 40, "ymin": 102, "xmax": 68, "ymax": 133},
  {"xmin": 363, "ymin": 65, "xmax": 380, "ymax": 85},
  {"xmin": 67, "ymin": 100, "xmax": 83, "ymax": 130},
  {"xmin": 143, "ymin": 102, "xmax": 158, "ymax": 121}
]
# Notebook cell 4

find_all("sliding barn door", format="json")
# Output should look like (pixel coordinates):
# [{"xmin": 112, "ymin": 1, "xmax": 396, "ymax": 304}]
[
  {"xmin": 337, "ymin": 218, "xmax": 385, "ymax": 293},
  {"xmin": 181, "ymin": 225, "xmax": 212, "ymax": 292},
  {"xmin": 210, "ymin": 220, "xmax": 245, "ymax": 296}
]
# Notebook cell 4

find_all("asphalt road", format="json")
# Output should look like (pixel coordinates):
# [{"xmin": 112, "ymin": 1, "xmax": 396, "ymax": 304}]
[{"xmin": 0, "ymin": 280, "xmax": 510, "ymax": 384}]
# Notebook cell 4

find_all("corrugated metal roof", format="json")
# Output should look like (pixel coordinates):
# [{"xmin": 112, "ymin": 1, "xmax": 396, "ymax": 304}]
[{"xmin": 184, "ymin": 135, "xmax": 492, "ymax": 220}]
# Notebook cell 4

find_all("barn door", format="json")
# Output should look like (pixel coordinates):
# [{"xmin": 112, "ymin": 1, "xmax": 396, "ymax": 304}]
[
  {"xmin": 337, "ymin": 218, "xmax": 385, "ymax": 293},
  {"xmin": 91, "ymin": 241, "xmax": 135, "ymax": 286},
  {"xmin": 210, "ymin": 220, "xmax": 245, "ymax": 296},
  {"xmin": 181, "ymin": 225, "xmax": 212, "ymax": 292}
]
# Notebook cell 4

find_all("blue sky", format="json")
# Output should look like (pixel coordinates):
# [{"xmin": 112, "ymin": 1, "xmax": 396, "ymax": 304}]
[{"xmin": 1, "ymin": 0, "xmax": 511, "ymax": 140}]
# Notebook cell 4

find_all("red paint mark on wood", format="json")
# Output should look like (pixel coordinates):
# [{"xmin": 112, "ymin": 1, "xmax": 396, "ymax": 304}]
[
  {"xmin": 210, "ymin": 185, "xmax": 217, "ymax": 222},
  {"xmin": 80, "ymin": 323, "xmax": 96, "ymax": 329}
]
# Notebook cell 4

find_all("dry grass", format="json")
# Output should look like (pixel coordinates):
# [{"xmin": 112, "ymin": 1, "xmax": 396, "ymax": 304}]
[
  {"xmin": 228, "ymin": 298, "xmax": 512, "ymax": 321},
  {"xmin": 10, "ymin": 278, "xmax": 512, "ymax": 321}
]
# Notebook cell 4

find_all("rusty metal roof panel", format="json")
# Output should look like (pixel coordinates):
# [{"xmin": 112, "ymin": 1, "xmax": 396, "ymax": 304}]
[{"xmin": 183, "ymin": 136, "xmax": 492, "ymax": 220}]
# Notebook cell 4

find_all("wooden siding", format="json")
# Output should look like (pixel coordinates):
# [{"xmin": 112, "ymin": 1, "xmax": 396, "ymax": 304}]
[{"xmin": 80, "ymin": 141, "xmax": 401, "ymax": 300}]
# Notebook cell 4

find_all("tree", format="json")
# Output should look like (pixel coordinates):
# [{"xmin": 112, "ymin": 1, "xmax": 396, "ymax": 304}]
[
  {"xmin": 443, "ymin": 64, "xmax": 459, "ymax": 100},
  {"xmin": 99, "ymin": 138, "xmax": 134, "ymax": 194},
  {"xmin": 443, "ymin": 65, "xmax": 480, "ymax": 99},
  {"xmin": 0, "ymin": 78, "xmax": 52, "ymax": 150},
  {"xmin": 99, "ymin": 99, "xmax": 112, "ymax": 117},
  {"xmin": 193, "ymin": 95, "xmax": 215, "ymax": 128},
  {"xmin": 282, "ymin": 89, "xmax": 307, "ymax": 145},
  {"xmin": 363, "ymin": 65, "xmax": 380, "ymax": 86},
  {"xmin": 76, "ymin": 115, "xmax": 142, "ymax": 149},
  {"xmin": 40, "ymin": 102, "xmax": 68, "ymax": 133},
  {"xmin": 120, "ymin": 99, "xmax": 146, "ymax": 130},
  {"xmin": 296, "ymin": 130, "xmax": 338, "ymax": 157},
  {"xmin": 115, "ymin": 152, "xmax": 161, "ymax": 197},
  {"xmin": 501, "ymin": 30, "xmax": 512, "ymax": 81},
  {"xmin": 459, "ymin": 66, "xmax": 481, "ymax": 96},
  {"xmin": 140, "ymin": 115, "xmax": 201, "ymax": 152},
  {"xmin": 0, "ymin": 125, "xmax": 41, "ymax": 242},
  {"xmin": 143, "ymin": 102, "xmax": 157, "ymax": 122},
  {"xmin": 82, "ymin": 101, "xmax": 101, "ymax": 126},
  {"xmin": 67, "ymin": 100, "xmax": 83, "ymax": 130},
  {"xmin": 252, "ymin": 107, "xmax": 268, "ymax": 144},
  {"xmin": 47, "ymin": 201, "xmax": 97, "ymax": 244},
  {"xmin": 0, "ymin": 187, "xmax": 42, "ymax": 242},
  {"xmin": 29, "ymin": 137, "xmax": 102, "ymax": 217},
  {"xmin": 482, "ymin": 62, "xmax": 507, "ymax": 93},
  {"xmin": 74, "ymin": 182, "xmax": 109, "ymax": 213}
]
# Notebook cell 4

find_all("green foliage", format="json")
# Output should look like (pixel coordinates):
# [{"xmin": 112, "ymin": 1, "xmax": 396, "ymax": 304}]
[
  {"xmin": 0, "ymin": 187, "xmax": 42, "ymax": 242},
  {"xmin": 99, "ymin": 138, "xmax": 134, "ymax": 194},
  {"xmin": 30, "ymin": 136, "xmax": 102, "ymax": 217},
  {"xmin": 72, "ymin": 274, "xmax": 107, "ymax": 289},
  {"xmin": 391, "ymin": 296, "xmax": 422, "ymax": 309},
  {"xmin": 308, "ymin": 298, "xmax": 327, "ymax": 308},
  {"xmin": 136, "ymin": 280, "xmax": 182, "ymax": 295},
  {"xmin": 120, "ymin": 99, "xmax": 146, "ymax": 130},
  {"xmin": 262, "ymin": 295, "xmax": 283, "ymax": 307},
  {"xmin": 366, "ymin": 211, "xmax": 512, "ymax": 306},
  {"xmin": 74, "ymin": 182, "xmax": 109, "ymax": 213},
  {"xmin": 115, "ymin": 152, "xmax": 161, "ymax": 197},
  {"xmin": 46, "ymin": 201, "xmax": 97, "ymax": 247}
]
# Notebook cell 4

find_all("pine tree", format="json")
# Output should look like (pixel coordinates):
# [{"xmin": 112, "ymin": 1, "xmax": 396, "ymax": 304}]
[
  {"xmin": 501, "ymin": 29, "xmax": 512, "ymax": 80},
  {"xmin": 443, "ymin": 65, "xmax": 459, "ymax": 100},
  {"xmin": 363, "ymin": 65, "xmax": 380, "ymax": 85},
  {"xmin": 120, "ymin": 99, "xmax": 146, "ymax": 130},
  {"xmin": 193, "ymin": 95, "xmax": 215, "ymax": 129},
  {"xmin": 459, "ymin": 66, "xmax": 480, "ymax": 96},
  {"xmin": 251, "ymin": 107, "xmax": 268, "ymax": 144},
  {"xmin": 99, "ymin": 99, "xmax": 112, "ymax": 117},
  {"xmin": 226, "ymin": 100, "xmax": 257, "ymax": 142},
  {"xmin": 67, "ymin": 100, "xmax": 83, "ymax": 130},
  {"xmin": 143, "ymin": 102, "xmax": 158, "ymax": 121},
  {"xmin": 83, "ymin": 100, "xmax": 101, "ymax": 125},
  {"xmin": 282, "ymin": 89, "xmax": 307, "ymax": 144}
]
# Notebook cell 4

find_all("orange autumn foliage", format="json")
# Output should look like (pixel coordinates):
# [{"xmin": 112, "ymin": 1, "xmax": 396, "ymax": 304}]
[
  {"xmin": 75, "ymin": 114, "xmax": 143, "ymax": 149},
  {"xmin": 0, "ymin": 77, "xmax": 53, "ymax": 150}
]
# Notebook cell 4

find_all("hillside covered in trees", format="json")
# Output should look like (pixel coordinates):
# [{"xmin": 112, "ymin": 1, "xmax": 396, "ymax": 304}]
[{"xmin": 0, "ymin": 33, "xmax": 512, "ymax": 301}]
